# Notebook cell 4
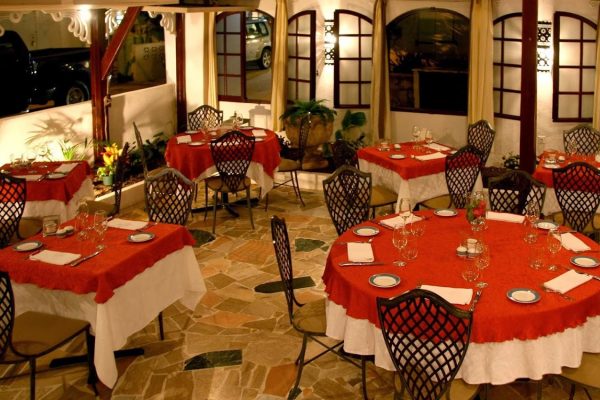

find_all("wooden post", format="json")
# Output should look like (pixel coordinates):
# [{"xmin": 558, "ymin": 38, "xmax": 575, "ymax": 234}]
[
  {"xmin": 90, "ymin": 9, "xmax": 108, "ymax": 160},
  {"xmin": 520, "ymin": 0, "xmax": 538, "ymax": 172},
  {"xmin": 176, "ymin": 13, "xmax": 187, "ymax": 132}
]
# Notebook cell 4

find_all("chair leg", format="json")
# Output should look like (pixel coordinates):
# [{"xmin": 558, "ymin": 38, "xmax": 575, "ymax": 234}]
[
  {"xmin": 361, "ymin": 356, "xmax": 369, "ymax": 400},
  {"xmin": 536, "ymin": 378, "xmax": 543, "ymax": 400},
  {"xmin": 204, "ymin": 184, "xmax": 209, "ymax": 221},
  {"xmin": 158, "ymin": 311, "xmax": 165, "ymax": 340},
  {"xmin": 212, "ymin": 192, "xmax": 219, "ymax": 234},
  {"xmin": 85, "ymin": 328, "xmax": 98, "ymax": 394},
  {"xmin": 265, "ymin": 193, "xmax": 269, "ymax": 211},
  {"xmin": 289, "ymin": 334, "xmax": 308, "ymax": 399},
  {"xmin": 292, "ymin": 171, "xmax": 305, "ymax": 207},
  {"xmin": 246, "ymin": 187, "xmax": 255, "ymax": 230},
  {"xmin": 569, "ymin": 384, "xmax": 576, "ymax": 400},
  {"xmin": 29, "ymin": 358, "xmax": 36, "ymax": 400}
]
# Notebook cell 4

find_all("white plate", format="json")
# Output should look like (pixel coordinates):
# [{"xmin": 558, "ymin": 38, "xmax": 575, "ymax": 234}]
[
  {"xmin": 353, "ymin": 226, "xmax": 380, "ymax": 237},
  {"xmin": 535, "ymin": 221, "xmax": 559, "ymax": 230},
  {"xmin": 128, "ymin": 232, "xmax": 155, "ymax": 243},
  {"xmin": 188, "ymin": 141, "xmax": 205, "ymax": 146},
  {"xmin": 369, "ymin": 273, "xmax": 401, "ymax": 288},
  {"xmin": 46, "ymin": 172, "xmax": 66, "ymax": 179},
  {"xmin": 434, "ymin": 209, "xmax": 458, "ymax": 217},
  {"xmin": 543, "ymin": 164, "xmax": 560, "ymax": 169},
  {"xmin": 13, "ymin": 241, "xmax": 43, "ymax": 252},
  {"xmin": 389, "ymin": 154, "xmax": 406, "ymax": 160},
  {"xmin": 507, "ymin": 288, "xmax": 540, "ymax": 304},
  {"xmin": 570, "ymin": 256, "xmax": 599, "ymax": 268}
]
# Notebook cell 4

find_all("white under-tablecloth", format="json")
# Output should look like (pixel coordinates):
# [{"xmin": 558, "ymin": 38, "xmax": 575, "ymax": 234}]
[
  {"xmin": 12, "ymin": 246, "xmax": 206, "ymax": 388},
  {"xmin": 22, "ymin": 178, "xmax": 94, "ymax": 222}
]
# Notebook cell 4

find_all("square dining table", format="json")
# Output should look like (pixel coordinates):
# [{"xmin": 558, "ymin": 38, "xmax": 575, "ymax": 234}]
[
  {"xmin": 0, "ymin": 161, "xmax": 94, "ymax": 222},
  {"xmin": 0, "ymin": 220, "xmax": 206, "ymax": 388}
]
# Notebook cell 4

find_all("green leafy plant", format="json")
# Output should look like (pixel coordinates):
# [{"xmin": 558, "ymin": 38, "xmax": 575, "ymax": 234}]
[
  {"xmin": 502, "ymin": 152, "xmax": 520, "ymax": 170},
  {"xmin": 96, "ymin": 143, "xmax": 121, "ymax": 178},
  {"xmin": 279, "ymin": 99, "xmax": 337, "ymax": 126},
  {"xmin": 323, "ymin": 111, "xmax": 368, "ymax": 159},
  {"xmin": 57, "ymin": 137, "xmax": 91, "ymax": 161}
]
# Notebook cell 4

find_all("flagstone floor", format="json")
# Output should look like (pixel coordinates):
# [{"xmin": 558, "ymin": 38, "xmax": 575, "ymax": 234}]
[{"xmin": 0, "ymin": 185, "xmax": 599, "ymax": 399}]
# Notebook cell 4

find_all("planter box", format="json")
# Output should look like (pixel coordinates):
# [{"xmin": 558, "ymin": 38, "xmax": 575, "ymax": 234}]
[{"xmin": 96, "ymin": 180, "xmax": 145, "ymax": 210}]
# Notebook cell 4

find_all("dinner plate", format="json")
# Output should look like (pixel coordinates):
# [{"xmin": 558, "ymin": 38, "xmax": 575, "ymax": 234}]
[
  {"xmin": 535, "ymin": 220, "xmax": 559, "ymax": 230},
  {"xmin": 507, "ymin": 288, "xmax": 540, "ymax": 304},
  {"xmin": 188, "ymin": 141, "xmax": 205, "ymax": 146},
  {"xmin": 353, "ymin": 226, "xmax": 380, "ymax": 237},
  {"xmin": 13, "ymin": 241, "xmax": 43, "ymax": 252},
  {"xmin": 543, "ymin": 163, "xmax": 560, "ymax": 169},
  {"xmin": 570, "ymin": 256, "xmax": 599, "ymax": 268},
  {"xmin": 128, "ymin": 232, "xmax": 156, "ymax": 243},
  {"xmin": 369, "ymin": 273, "xmax": 401, "ymax": 288},
  {"xmin": 46, "ymin": 172, "xmax": 66, "ymax": 179},
  {"xmin": 389, "ymin": 154, "xmax": 406, "ymax": 160},
  {"xmin": 434, "ymin": 208, "xmax": 458, "ymax": 217}
]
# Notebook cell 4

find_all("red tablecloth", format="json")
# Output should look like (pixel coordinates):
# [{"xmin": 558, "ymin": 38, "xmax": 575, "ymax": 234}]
[
  {"xmin": 323, "ymin": 209, "xmax": 600, "ymax": 344},
  {"xmin": 1, "ymin": 161, "xmax": 91, "ymax": 203},
  {"xmin": 0, "ymin": 222, "xmax": 195, "ymax": 304},
  {"xmin": 164, "ymin": 128, "xmax": 281, "ymax": 180},
  {"xmin": 357, "ymin": 142, "xmax": 450, "ymax": 180},
  {"xmin": 533, "ymin": 153, "xmax": 600, "ymax": 188}
]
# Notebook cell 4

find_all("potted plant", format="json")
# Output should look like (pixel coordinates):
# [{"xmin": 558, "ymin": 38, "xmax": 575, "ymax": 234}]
[{"xmin": 96, "ymin": 143, "xmax": 121, "ymax": 186}]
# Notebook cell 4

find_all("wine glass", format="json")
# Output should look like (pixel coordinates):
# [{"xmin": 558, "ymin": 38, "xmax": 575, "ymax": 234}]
[
  {"xmin": 424, "ymin": 129, "xmax": 434, "ymax": 146},
  {"xmin": 412, "ymin": 125, "xmax": 420, "ymax": 145},
  {"xmin": 523, "ymin": 201, "xmax": 540, "ymax": 243},
  {"xmin": 546, "ymin": 228, "xmax": 562, "ymax": 272},
  {"xmin": 36, "ymin": 143, "xmax": 50, "ymax": 172},
  {"xmin": 92, "ymin": 210, "xmax": 108, "ymax": 250},
  {"xmin": 474, "ymin": 242, "xmax": 490, "ymax": 278},
  {"xmin": 398, "ymin": 198, "xmax": 412, "ymax": 230},
  {"xmin": 392, "ymin": 226, "xmax": 408, "ymax": 267},
  {"xmin": 75, "ymin": 200, "xmax": 90, "ymax": 232},
  {"xmin": 462, "ymin": 260, "xmax": 480, "ymax": 283},
  {"xmin": 233, "ymin": 110, "xmax": 243, "ymax": 129}
]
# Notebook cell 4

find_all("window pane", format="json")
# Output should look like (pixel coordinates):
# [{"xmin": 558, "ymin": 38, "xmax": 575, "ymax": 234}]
[
  {"xmin": 297, "ymin": 15, "xmax": 311, "ymax": 34},
  {"xmin": 216, "ymin": 34, "xmax": 224, "ymax": 53},
  {"xmin": 218, "ymin": 77, "xmax": 225, "ymax": 95},
  {"xmin": 226, "ymin": 55, "xmax": 241, "ymax": 74},
  {"xmin": 226, "ymin": 34, "xmax": 241, "ymax": 53},
  {"xmin": 582, "ymin": 43, "xmax": 596, "ymax": 65},
  {"xmin": 216, "ymin": 18, "xmax": 224, "ymax": 32},
  {"xmin": 361, "ymin": 37, "xmax": 372, "ymax": 57},
  {"xmin": 226, "ymin": 14, "xmax": 241, "ymax": 32},
  {"xmin": 504, "ymin": 41, "xmax": 522, "ymax": 64},
  {"xmin": 504, "ymin": 92, "xmax": 521, "ymax": 115},
  {"xmin": 582, "ymin": 94, "xmax": 594, "ymax": 117},
  {"xmin": 558, "ymin": 95, "xmax": 578, "ymax": 118},
  {"xmin": 217, "ymin": 55, "xmax": 225, "ymax": 71},
  {"xmin": 583, "ymin": 24, "xmax": 596, "ymax": 39},
  {"xmin": 340, "ymin": 83, "xmax": 359, "ymax": 104},
  {"xmin": 298, "ymin": 59, "xmax": 311, "ymax": 80},
  {"xmin": 505, "ymin": 18, "xmax": 522, "ymax": 39},
  {"xmin": 493, "ymin": 41, "xmax": 502, "ymax": 62},
  {"xmin": 560, "ymin": 42, "xmax": 580, "ymax": 66},
  {"xmin": 297, "ymin": 37, "xmax": 311, "ymax": 57},
  {"xmin": 361, "ymin": 19, "xmax": 372, "ymax": 33},
  {"xmin": 493, "ymin": 65, "xmax": 501, "ymax": 87},
  {"xmin": 361, "ymin": 84, "xmax": 371, "ymax": 103},
  {"xmin": 339, "ymin": 13, "xmax": 357, "ymax": 35},
  {"xmin": 288, "ymin": 58, "xmax": 297, "ymax": 78},
  {"xmin": 493, "ymin": 91, "xmax": 500, "ymax": 113},
  {"xmin": 560, "ymin": 17, "xmax": 580, "ymax": 39},
  {"xmin": 559, "ymin": 69, "xmax": 580, "ymax": 91},
  {"xmin": 287, "ymin": 81, "xmax": 296, "ymax": 99},
  {"xmin": 582, "ymin": 68, "xmax": 595, "ymax": 90},
  {"xmin": 339, "ymin": 36, "xmax": 359, "ymax": 58},
  {"xmin": 340, "ymin": 60, "xmax": 359, "ymax": 80},
  {"xmin": 227, "ymin": 77, "xmax": 242, "ymax": 96},
  {"xmin": 504, "ymin": 67, "xmax": 521, "ymax": 90},
  {"xmin": 287, "ymin": 37, "xmax": 296, "ymax": 55},
  {"xmin": 298, "ymin": 82, "xmax": 310, "ymax": 99},
  {"xmin": 361, "ymin": 60, "xmax": 372, "ymax": 81}
]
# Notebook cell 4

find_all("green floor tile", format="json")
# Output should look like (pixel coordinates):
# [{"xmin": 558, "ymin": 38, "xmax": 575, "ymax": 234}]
[
  {"xmin": 184, "ymin": 350, "xmax": 242, "ymax": 370},
  {"xmin": 189, "ymin": 229, "xmax": 215, "ymax": 247},
  {"xmin": 254, "ymin": 276, "xmax": 315, "ymax": 293}
]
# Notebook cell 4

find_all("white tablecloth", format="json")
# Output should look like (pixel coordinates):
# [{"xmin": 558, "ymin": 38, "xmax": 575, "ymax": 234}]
[
  {"xmin": 22, "ymin": 178, "xmax": 94, "ymax": 222},
  {"xmin": 12, "ymin": 246, "xmax": 206, "ymax": 388}
]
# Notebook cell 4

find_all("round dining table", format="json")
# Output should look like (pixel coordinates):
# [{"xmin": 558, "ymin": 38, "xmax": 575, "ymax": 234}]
[
  {"xmin": 323, "ymin": 209, "xmax": 600, "ymax": 385},
  {"xmin": 164, "ymin": 127, "xmax": 281, "ymax": 197}
]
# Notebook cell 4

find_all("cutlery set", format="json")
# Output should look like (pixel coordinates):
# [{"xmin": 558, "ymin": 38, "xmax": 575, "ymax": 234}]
[{"xmin": 69, "ymin": 249, "xmax": 103, "ymax": 267}]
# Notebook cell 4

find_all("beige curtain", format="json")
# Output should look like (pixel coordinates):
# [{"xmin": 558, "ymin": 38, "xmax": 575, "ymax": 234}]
[
  {"xmin": 467, "ymin": 0, "xmax": 494, "ymax": 125},
  {"xmin": 593, "ymin": 7, "xmax": 600, "ymax": 129},
  {"xmin": 270, "ymin": 0, "xmax": 288, "ymax": 132},
  {"xmin": 369, "ymin": 0, "xmax": 391, "ymax": 142},
  {"xmin": 203, "ymin": 12, "xmax": 218, "ymax": 107}
]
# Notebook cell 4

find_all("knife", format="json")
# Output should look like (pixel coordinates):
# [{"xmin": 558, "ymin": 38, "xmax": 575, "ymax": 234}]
[
  {"xmin": 339, "ymin": 261, "xmax": 384, "ymax": 267},
  {"xmin": 469, "ymin": 289, "xmax": 483, "ymax": 312},
  {"xmin": 70, "ymin": 249, "xmax": 103, "ymax": 267}
]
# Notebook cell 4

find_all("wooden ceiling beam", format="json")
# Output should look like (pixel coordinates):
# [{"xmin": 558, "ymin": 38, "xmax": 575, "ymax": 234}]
[{"xmin": 101, "ymin": 6, "xmax": 141, "ymax": 80}]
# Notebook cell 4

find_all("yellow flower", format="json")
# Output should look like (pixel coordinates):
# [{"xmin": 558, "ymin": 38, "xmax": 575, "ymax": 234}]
[{"xmin": 97, "ymin": 143, "xmax": 121, "ymax": 177}]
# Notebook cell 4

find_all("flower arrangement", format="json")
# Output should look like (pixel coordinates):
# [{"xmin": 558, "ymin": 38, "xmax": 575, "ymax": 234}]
[
  {"xmin": 466, "ymin": 191, "xmax": 487, "ymax": 223},
  {"xmin": 96, "ymin": 143, "xmax": 121, "ymax": 178}
]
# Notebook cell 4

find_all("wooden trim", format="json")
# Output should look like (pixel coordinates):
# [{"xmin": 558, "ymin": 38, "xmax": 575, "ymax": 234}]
[
  {"xmin": 176, "ymin": 13, "xmax": 186, "ymax": 132},
  {"xmin": 90, "ymin": 9, "xmax": 108, "ymax": 160},
  {"xmin": 520, "ymin": 0, "xmax": 537, "ymax": 173}
]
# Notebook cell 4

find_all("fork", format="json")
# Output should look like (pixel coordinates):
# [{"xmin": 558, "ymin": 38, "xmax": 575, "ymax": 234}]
[
  {"xmin": 540, "ymin": 284, "xmax": 574, "ymax": 301},
  {"xmin": 336, "ymin": 238, "xmax": 375, "ymax": 245}
]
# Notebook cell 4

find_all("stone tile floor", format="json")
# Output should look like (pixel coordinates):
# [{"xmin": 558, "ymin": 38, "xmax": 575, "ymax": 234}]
[{"xmin": 0, "ymin": 186, "xmax": 599, "ymax": 399}]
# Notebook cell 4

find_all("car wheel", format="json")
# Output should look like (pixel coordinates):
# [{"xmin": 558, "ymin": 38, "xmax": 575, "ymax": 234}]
[
  {"xmin": 55, "ymin": 80, "xmax": 90, "ymax": 105},
  {"xmin": 259, "ymin": 48, "xmax": 271, "ymax": 69}
]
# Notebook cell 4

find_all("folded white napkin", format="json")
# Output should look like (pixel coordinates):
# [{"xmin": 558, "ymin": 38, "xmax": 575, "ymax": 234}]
[
  {"xmin": 31, "ymin": 250, "xmax": 81, "ymax": 266},
  {"xmin": 54, "ymin": 163, "xmax": 78, "ymax": 173},
  {"xmin": 252, "ymin": 129, "xmax": 267, "ymax": 137},
  {"xmin": 415, "ymin": 152, "xmax": 447, "ymax": 161},
  {"xmin": 107, "ymin": 218, "xmax": 149, "ymax": 231},
  {"xmin": 347, "ymin": 242, "xmax": 374, "ymax": 262},
  {"xmin": 380, "ymin": 213, "xmax": 423, "ymax": 229},
  {"xmin": 420, "ymin": 285, "xmax": 473, "ymax": 305},
  {"xmin": 13, "ymin": 175, "xmax": 42, "ymax": 181},
  {"xmin": 426, "ymin": 143, "xmax": 451, "ymax": 152},
  {"xmin": 561, "ymin": 233, "xmax": 591, "ymax": 252},
  {"xmin": 544, "ymin": 270, "xmax": 592, "ymax": 294},
  {"xmin": 176, "ymin": 135, "xmax": 192, "ymax": 144},
  {"xmin": 485, "ymin": 211, "xmax": 525, "ymax": 224}
]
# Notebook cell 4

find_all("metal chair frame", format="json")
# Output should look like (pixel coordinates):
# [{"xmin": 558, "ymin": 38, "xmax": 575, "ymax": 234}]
[
  {"xmin": 467, "ymin": 120, "xmax": 495, "ymax": 165},
  {"xmin": 445, "ymin": 145, "xmax": 484, "ymax": 209},
  {"xmin": 563, "ymin": 124, "xmax": 600, "ymax": 156},
  {"xmin": 488, "ymin": 169, "xmax": 547, "ymax": 215},
  {"xmin": 187, "ymin": 105, "xmax": 224, "ymax": 131},
  {"xmin": 145, "ymin": 167, "xmax": 195, "ymax": 227},
  {"xmin": 0, "ymin": 173, "xmax": 26, "ymax": 248}
]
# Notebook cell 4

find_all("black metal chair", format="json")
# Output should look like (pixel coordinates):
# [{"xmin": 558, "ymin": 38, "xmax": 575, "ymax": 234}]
[
  {"xmin": 133, "ymin": 122, "xmax": 166, "ymax": 180},
  {"xmin": 488, "ymin": 169, "xmax": 546, "ymax": 215},
  {"xmin": 563, "ymin": 124, "xmax": 600, "ymax": 156},
  {"xmin": 551, "ymin": 162, "xmax": 600, "ymax": 235},
  {"xmin": 322, "ymin": 165, "xmax": 372, "ymax": 236},
  {"xmin": 187, "ymin": 104, "xmax": 224, "ymax": 130},
  {"xmin": 270, "ymin": 216, "xmax": 359, "ymax": 399},
  {"xmin": 0, "ymin": 271, "xmax": 97, "ymax": 400},
  {"xmin": 86, "ymin": 142, "xmax": 130, "ymax": 217},
  {"xmin": 467, "ymin": 120, "xmax": 495, "ymax": 166},
  {"xmin": 145, "ymin": 167, "xmax": 195, "ymax": 227},
  {"xmin": 420, "ymin": 145, "xmax": 484, "ymax": 210},
  {"xmin": 377, "ymin": 289, "xmax": 480, "ymax": 400},
  {"xmin": 206, "ymin": 130, "xmax": 255, "ymax": 233},
  {"xmin": 0, "ymin": 173, "xmax": 42, "ymax": 248}
]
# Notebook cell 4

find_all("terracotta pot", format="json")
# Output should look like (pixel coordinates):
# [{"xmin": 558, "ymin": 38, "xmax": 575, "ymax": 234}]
[{"xmin": 284, "ymin": 116, "xmax": 334, "ymax": 148}]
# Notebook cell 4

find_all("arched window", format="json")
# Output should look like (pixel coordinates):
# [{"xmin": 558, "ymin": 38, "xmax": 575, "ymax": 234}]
[
  {"xmin": 387, "ymin": 8, "xmax": 469, "ymax": 114},
  {"xmin": 493, "ymin": 13, "xmax": 522, "ymax": 120},
  {"xmin": 287, "ymin": 11, "xmax": 316, "ymax": 102}
]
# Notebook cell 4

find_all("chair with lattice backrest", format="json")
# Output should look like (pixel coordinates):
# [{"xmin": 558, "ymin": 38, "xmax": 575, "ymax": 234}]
[
  {"xmin": 188, "ymin": 105, "xmax": 224, "ymax": 130},
  {"xmin": 323, "ymin": 165, "xmax": 372, "ymax": 236},
  {"xmin": 551, "ymin": 162, "xmax": 600, "ymax": 235},
  {"xmin": 86, "ymin": 142, "xmax": 130, "ymax": 217},
  {"xmin": 145, "ymin": 167, "xmax": 195, "ymax": 226},
  {"xmin": 488, "ymin": 169, "xmax": 546, "ymax": 215},
  {"xmin": 563, "ymin": 124, "xmax": 600, "ymax": 156},
  {"xmin": 377, "ymin": 289, "xmax": 480, "ymax": 400},
  {"xmin": 0, "ymin": 174, "xmax": 42, "ymax": 248},
  {"xmin": 0, "ymin": 271, "xmax": 97, "ymax": 400},
  {"xmin": 467, "ymin": 120, "xmax": 495, "ymax": 165},
  {"xmin": 206, "ymin": 130, "xmax": 255, "ymax": 233},
  {"xmin": 270, "ymin": 216, "xmax": 360, "ymax": 399},
  {"xmin": 133, "ymin": 122, "xmax": 166, "ymax": 180}
]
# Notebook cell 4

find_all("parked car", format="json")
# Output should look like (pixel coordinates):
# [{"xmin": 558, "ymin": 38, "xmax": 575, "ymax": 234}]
[
  {"xmin": 0, "ymin": 30, "xmax": 90, "ymax": 117},
  {"xmin": 245, "ymin": 18, "xmax": 271, "ymax": 69}
]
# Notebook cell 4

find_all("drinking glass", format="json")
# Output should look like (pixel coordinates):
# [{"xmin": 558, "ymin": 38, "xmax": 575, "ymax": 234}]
[
  {"xmin": 412, "ymin": 126, "xmax": 420, "ymax": 145},
  {"xmin": 233, "ymin": 111, "xmax": 243, "ymax": 129},
  {"xmin": 523, "ymin": 201, "xmax": 540, "ymax": 243},
  {"xmin": 546, "ymin": 228, "xmax": 562, "ymax": 272},
  {"xmin": 392, "ymin": 226, "xmax": 408, "ymax": 266},
  {"xmin": 528, "ymin": 243, "xmax": 544, "ymax": 270},
  {"xmin": 424, "ymin": 130, "xmax": 434, "ymax": 145},
  {"xmin": 474, "ymin": 242, "xmax": 490, "ymax": 278},
  {"xmin": 75, "ymin": 200, "xmax": 90, "ymax": 232},
  {"xmin": 401, "ymin": 235, "xmax": 418, "ymax": 261},
  {"xmin": 462, "ymin": 261, "xmax": 480, "ymax": 283},
  {"xmin": 92, "ymin": 210, "xmax": 108, "ymax": 250},
  {"xmin": 398, "ymin": 198, "xmax": 412, "ymax": 230}
]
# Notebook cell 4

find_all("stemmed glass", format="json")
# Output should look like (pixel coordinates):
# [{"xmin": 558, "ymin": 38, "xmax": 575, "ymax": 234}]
[
  {"xmin": 36, "ymin": 143, "xmax": 49, "ymax": 171},
  {"xmin": 524, "ymin": 201, "xmax": 540, "ymax": 243},
  {"xmin": 546, "ymin": 228, "xmax": 562, "ymax": 272},
  {"xmin": 412, "ymin": 126, "xmax": 420, "ymax": 146},
  {"xmin": 474, "ymin": 242, "xmax": 490, "ymax": 278},
  {"xmin": 392, "ymin": 226, "xmax": 408, "ymax": 267},
  {"xmin": 424, "ymin": 130, "xmax": 434, "ymax": 145},
  {"xmin": 398, "ymin": 198, "xmax": 412, "ymax": 230},
  {"xmin": 92, "ymin": 210, "xmax": 108, "ymax": 250},
  {"xmin": 233, "ymin": 111, "xmax": 243, "ymax": 129}
]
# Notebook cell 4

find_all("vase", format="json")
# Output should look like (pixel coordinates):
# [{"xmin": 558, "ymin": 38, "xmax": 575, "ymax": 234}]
[
  {"xmin": 466, "ymin": 191, "xmax": 487, "ymax": 232},
  {"xmin": 102, "ymin": 174, "xmax": 114, "ymax": 186}
]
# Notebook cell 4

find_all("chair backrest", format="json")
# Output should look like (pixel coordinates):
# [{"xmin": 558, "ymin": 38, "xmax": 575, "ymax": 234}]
[
  {"xmin": 322, "ymin": 165, "xmax": 372, "ymax": 236},
  {"xmin": 284, "ymin": 114, "xmax": 311, "ymax": 167},
  {"xmin": 445, "ymin": 145, "xmax": 484, "ymax": 209},
  {"xmin": 552, "ymin": 162, "xmax": 600, "ymax": 233},
  {"xmin": 467, "ymin": 120, "xmax": 495, "ymax": 165},
  {"xmin": 271, "ymin": 215, "xmax": 301, "ymax": 326},
  {"xmin": 144, "ymin": 167, "xmax": 195, "ymax": 225},
  {"xmin": 133, "ymin": 122, "xmax": 149, "ymax": 178},
  {"xmin": 488, "ymin": 169, "xmax": 546, "ymax": 215},
  {"xmin": 331, "ymin": 140, "xmax": 359, "ymax": 169},
  {"xmin": 0, "ymin": 174, "xmax": 26, "ymax": 248},
  {"xmin": 210, "ymin": 130, "xmax": 255, "ymax": 193},
  {"xmin": 188, "ymin": 105, "xmax": 224, "ymax": 130},
  {"xmin": 377, "ymin": 289, "xmax": 473, "ymax": 400},
  {"xmin": 0, "ymin": 271, "xmax": 15, "ymax": 358},
  {"xmin": 112, "ymin": 142, "xmax": 130, "ymax": 216},
  {"xmin": 563, "ymin": 124, "xmax": 600, "ymax": 156}
]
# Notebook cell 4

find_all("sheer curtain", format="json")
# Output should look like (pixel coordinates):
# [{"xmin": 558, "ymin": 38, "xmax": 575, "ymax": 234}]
[
  {"xmin": 203, "ymin": 12, "xmax": 218, "ymax": 107},
  {"xmin": 369, "ymin": 0, "xmax": 391, "ymax": 142},
  {"xmin": 593, "ymin": 7, "xmax": 600, "ymax": 129},
  {"xmin": 467, "ymin": 0, "xmax": 494, "ymax": 125},
  {"xmin": 270, "ymin": 0, "xmax": 288, "ymax": 132}
]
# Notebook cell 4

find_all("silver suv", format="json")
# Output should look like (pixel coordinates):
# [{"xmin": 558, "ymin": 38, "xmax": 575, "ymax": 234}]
[{"xmin": 246, "ymin": 18, "xmax": 271, "ymax": 69}]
